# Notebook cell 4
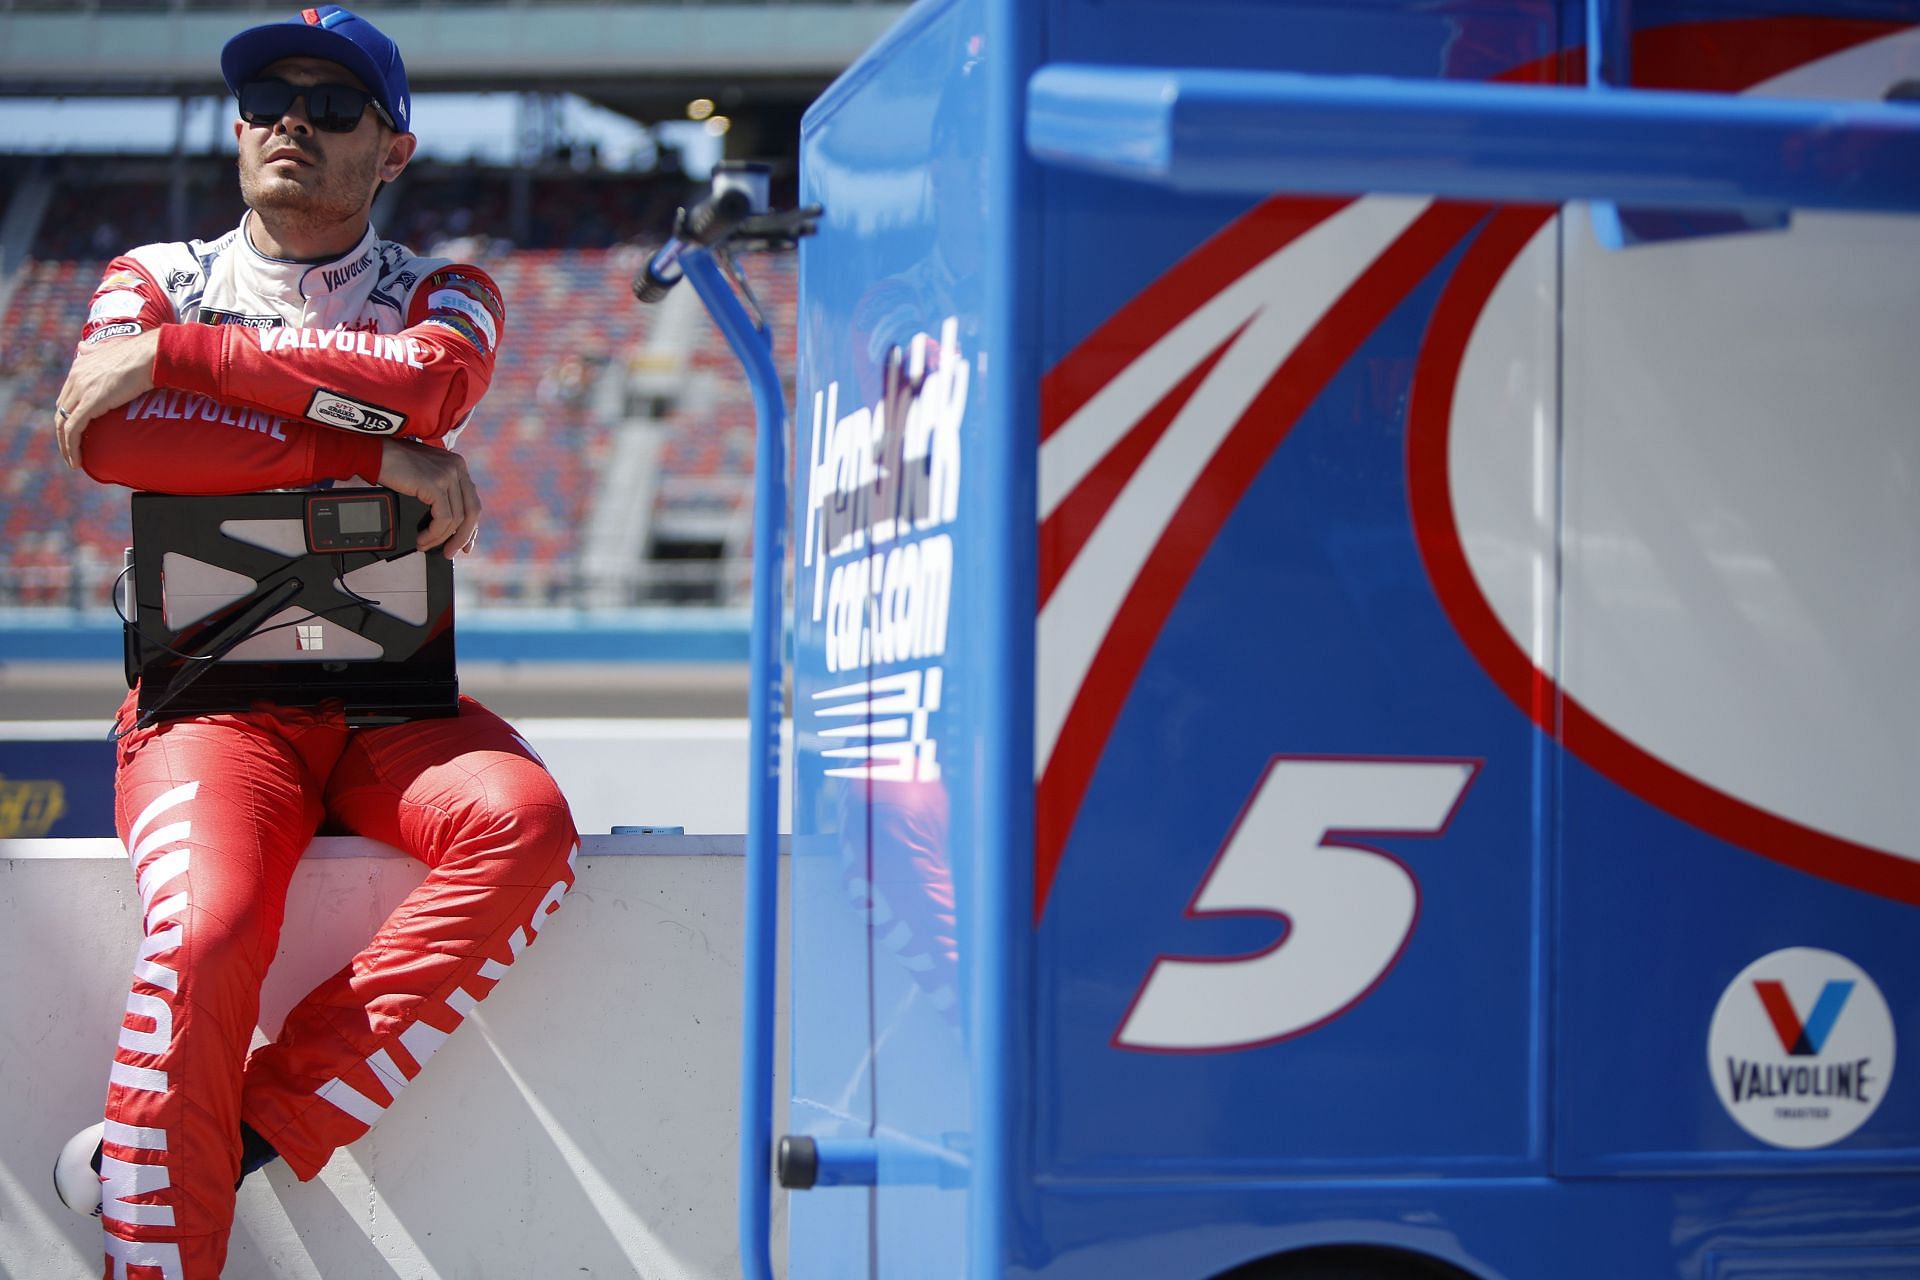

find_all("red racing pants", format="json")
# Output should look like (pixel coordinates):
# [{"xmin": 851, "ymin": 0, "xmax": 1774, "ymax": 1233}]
[{"xmin": 98, "ymin": 692, "xmax": 579, "ymax": 1280}]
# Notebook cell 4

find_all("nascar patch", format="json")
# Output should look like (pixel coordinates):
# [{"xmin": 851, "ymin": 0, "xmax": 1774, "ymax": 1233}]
[
  {"xmin": 197, "ymin": 307, "xmax": 279, "ymax": 329},
  {"xmin": 305, "ymin": 388, "xmax": 406, "ymax": 435}
]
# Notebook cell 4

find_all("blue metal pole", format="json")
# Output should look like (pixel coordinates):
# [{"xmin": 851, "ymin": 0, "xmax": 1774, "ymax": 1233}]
[
  {"xmin": 1027, "ymin": 63, "xmax": 1920, "ymax": 211},
  {"xmin": 974, "ymin": 1, "xmax": 1042, "ymax": 1274},
  {"xmin": 682, "ymin": 248, "xmax": 785, "ymax": 1280}
]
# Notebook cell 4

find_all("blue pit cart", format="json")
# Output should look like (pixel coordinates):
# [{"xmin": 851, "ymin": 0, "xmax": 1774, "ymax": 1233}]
[{"xmin": 647, "ymin": 0, "xmax": 1920, "ymax": 1273}]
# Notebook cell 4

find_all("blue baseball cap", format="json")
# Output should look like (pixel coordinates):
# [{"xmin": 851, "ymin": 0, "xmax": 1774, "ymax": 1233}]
[{"xmin": 221, "ymin": 5, "xmax": 411, "ymax": 134}]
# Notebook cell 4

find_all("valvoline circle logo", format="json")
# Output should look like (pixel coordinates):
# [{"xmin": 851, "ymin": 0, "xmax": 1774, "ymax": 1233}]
[{"xmin": 1708, "ymin": 948, "xmax": 1895, "ymax": 1150}]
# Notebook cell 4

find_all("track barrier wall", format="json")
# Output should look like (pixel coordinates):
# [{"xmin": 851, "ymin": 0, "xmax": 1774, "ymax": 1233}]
[
  {"xmin": 0, "ymin": 713, "xmax": 791, "ymax": 1278},
  {"xmin": 1, "ymin": 833, "xmax": 789, "ymax": 1280}
]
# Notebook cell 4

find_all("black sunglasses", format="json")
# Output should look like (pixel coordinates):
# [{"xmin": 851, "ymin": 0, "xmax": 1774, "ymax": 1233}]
[{"xmin": 238, "ymin": 77, "xmax": 395, "ymax": 134}]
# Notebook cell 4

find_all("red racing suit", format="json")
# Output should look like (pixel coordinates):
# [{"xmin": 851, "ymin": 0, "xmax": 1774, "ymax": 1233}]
[
  {"xmin": 80, "ymin": 214, "xmax": 502, "ymax": 489},
  {"xmin": 77, "ymin": 215, "xmax": 580, "ymax": 1280}
]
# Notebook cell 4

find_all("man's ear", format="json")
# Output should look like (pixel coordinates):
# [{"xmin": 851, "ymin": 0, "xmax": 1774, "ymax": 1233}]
[
  {"xmin": 233, "ymin": 119, "xmax": 245, "ymax": 145},
  {"xmin": 381, "ymin": 131, "xmax": 418, "ymax": 183}
]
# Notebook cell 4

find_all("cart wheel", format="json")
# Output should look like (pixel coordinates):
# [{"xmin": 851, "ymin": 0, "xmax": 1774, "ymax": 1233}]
[{"xmin": 1211, "ymin": 1245, "xmax": 1475, "ymax": 1280}]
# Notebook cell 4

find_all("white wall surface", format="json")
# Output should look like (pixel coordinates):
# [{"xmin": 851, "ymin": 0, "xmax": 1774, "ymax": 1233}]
[
  {"xmin": 519, "ymin": 718, "xmax": 790, "ymax": 838},
  {"xmin": 0, "ymin": 835, "xmax": 787, "ymax": 1280}
]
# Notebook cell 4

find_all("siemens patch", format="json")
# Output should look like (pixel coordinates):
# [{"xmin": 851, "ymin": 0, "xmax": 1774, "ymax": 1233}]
[
  {"xmin": 427, "ymin": 289, "xmax": 498, "ymax": 350},
  {"xmin": 89, "ymin": 291, "xmax": 147, "ymax": 323}
]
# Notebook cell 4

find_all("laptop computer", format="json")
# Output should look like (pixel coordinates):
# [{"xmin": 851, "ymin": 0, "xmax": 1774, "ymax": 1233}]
[{"xmin": 125, "ymin": 488, "xmax": 458, "ymax": 726}]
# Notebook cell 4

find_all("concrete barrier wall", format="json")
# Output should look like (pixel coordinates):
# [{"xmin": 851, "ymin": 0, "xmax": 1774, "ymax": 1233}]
[
  {"xmin": 518, "ymin": 718, "xmax": 791, "ymax": 838},
  {"xmin": 0, "ymin": 835, "xmax": 787, "ymax": 1280}
]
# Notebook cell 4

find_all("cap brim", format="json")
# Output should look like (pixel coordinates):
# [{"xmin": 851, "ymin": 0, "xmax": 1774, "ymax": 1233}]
[{"xmin": 220, "ymin": 24, "xmax": 396, "ymax": 126}]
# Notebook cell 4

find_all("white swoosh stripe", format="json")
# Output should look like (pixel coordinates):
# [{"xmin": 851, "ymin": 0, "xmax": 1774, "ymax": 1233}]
[
  {"xmin": 132, "ymin": 819, "xmax": 190, "ymax": 867},
  {"xmin": 1039, "ymin": 198, "xmax": 1425, "ymax": 519},
  {"xmin": 1036, "ymin": 197, "xmax": 1429, "ymax": 778},
  {"xmin": 126, "ymin": 781, "xmax": 199, "ymax": 855}
]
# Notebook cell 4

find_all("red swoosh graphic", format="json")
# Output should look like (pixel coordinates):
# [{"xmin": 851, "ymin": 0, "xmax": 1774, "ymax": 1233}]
[
  {"xmin": 1404, "ymin": 208, "xmax": 1920, "ymax": 907},
  {"xmin": 1036, "ymin": 16, "xmax": 1914, "ymax": 920},
  {"xmin": 1405, "ymin": 19, "xmax": 1920, "ymax": 907}
]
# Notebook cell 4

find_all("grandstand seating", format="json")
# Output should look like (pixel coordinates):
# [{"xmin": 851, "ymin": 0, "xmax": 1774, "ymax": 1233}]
[
  {"xmin": 641, "ymin": 249, "xmax": 795, "ymax": 604},
  {"xmin": 395, "ymin": 165, "xmax": 689, "ymax": 257},
  {"xmin": 458, "ymin": 246, "xmax": 654, "ymax": 594},
  {"xmin": 654, "ymin": 250, "xmax": 796, "ymax": 504},
  {"xmin": 30, "ymin": 163, "xmax": 245, "ymax": 259},
  {"xmin": 0, "ymin": 258, "xmax": 124, "ymax": 607},
  {"xmin": 0, "ymin": 170, "xmax": 802, "ymax": 611}
]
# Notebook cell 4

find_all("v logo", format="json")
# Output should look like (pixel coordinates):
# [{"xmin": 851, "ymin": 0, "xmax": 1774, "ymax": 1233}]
[{"xmin": 1753, "ymin": 979, "xmax": 1854, "ymax": 1057}]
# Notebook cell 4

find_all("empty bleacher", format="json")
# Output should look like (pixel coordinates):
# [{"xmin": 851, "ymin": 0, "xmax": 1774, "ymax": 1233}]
[
  {"xmin": 0, "ymin": 257, "xmax": 124, "ymax": 608},
  {"xmin": 459, "ymin": 246, "xmax": 653, "ymax": 601},
  {"xmin": 640, "ymin": 249, "xmax": 795, "ymax": 604},
  {"xmin": 0, "ymin": 163, "xmax": 804, "ymax": 611}
]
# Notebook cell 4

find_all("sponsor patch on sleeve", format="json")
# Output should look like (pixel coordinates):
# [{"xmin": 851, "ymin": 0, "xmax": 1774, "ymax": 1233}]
[
  {"xmin": 84, "ymin": 322, "xmax": 143, "ymax": 345},
  {"xmin": 426, "ymin": 288, "xmax": 498, "ymax": 350},
  {"xmin": 413, "ymin": 266, "xmax": 504, "ymax": 352},
  {"xmin": 88, "ymin": 290, "xmax": 147, "ymax": 323},
  {"xmin": 420, "ymin": 314, "xmax": 491, "ymax": 353},
  {"xmin": 305, "ymin": 388, "xmax": 407, "ymax": 436},
  {"xmin": 197, "ymin": 307, "xmax": 279, "ymax": 329}
]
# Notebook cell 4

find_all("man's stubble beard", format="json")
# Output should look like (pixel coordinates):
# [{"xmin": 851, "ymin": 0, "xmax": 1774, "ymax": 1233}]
[{"xmin": 238, "ymin": 142, "xmax": 381, "ymax": 239}]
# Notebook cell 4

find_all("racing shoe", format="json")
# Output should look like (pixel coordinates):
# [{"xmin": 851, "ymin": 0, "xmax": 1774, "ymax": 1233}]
[
  {"xmin": 237, "ymin": 1121, "xmax": 280, "ymax": 1187},
  {"xmin": 53, "ymin": 1121, "xmax": 105, "ymax": 1217},
  {"xmin": 55, "ymin": 1120, "xmax": 279, "ymax": 1217}
]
